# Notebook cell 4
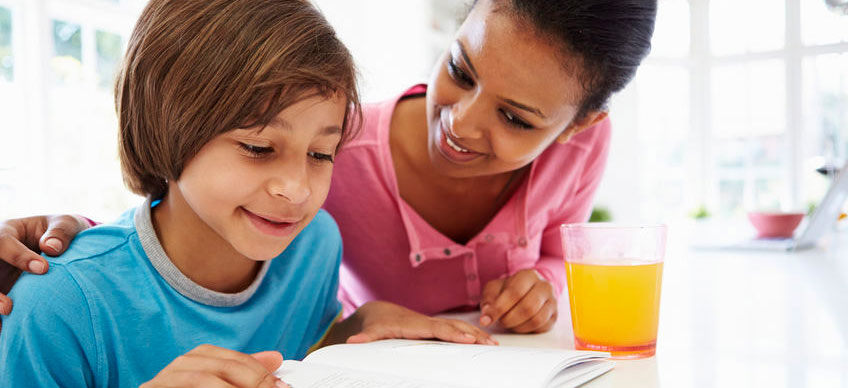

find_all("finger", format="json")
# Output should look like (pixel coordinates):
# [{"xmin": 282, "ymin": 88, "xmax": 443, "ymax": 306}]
[
  {"xmin": 0, "ymin": 229, "xmax": 48, "ymax": 274},
  {"xmin": 250, "ymin": 351, "xmax": 284, "ymax": 373},
  {"xmin": 0, "ymin": 292, "xmax": 12, "ymax": 315},
  {"xmin": 144, "ymin": 371, "xmax": 238, "ymax": 388},
  {"xmin": 346, "ymin": 332, "xmax": 376, "ymax": 344},
  {"xmin": 183, "ymin": 345, "xmax": 279, "ymax": 387},
  {"xmin": 426, "ymin": 318, "xmax": 479, "ymax": 344},
  {"xmin": 479, "ymin": 278, "xmax": 506, "ymax": 326},
  {"xmin": 499, "ymin": 281, "xmax": 554, "ymax": 329},
  {"xmin": 508, "ymin": 296, "xmax": 557, "ymax": 334},
  {"xmin": 39, "ymin": 215, "xmax": 88, "ymax": 256},
  {"xmin": 168, "ymin": 353, "xmax": 280, "ymax": 388},
  {"xmin": 484, "ymin": 272, "xmax": 538, "ymax": 326},
  {"xmin": 447, "ymin": 320, "xmax": 499, "ymax": 345}
]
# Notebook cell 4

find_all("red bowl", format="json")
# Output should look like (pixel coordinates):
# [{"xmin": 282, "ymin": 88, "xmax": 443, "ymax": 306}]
[{"xmin": 746, "ymin": 212, "xmax": 805, "ymax": 238}]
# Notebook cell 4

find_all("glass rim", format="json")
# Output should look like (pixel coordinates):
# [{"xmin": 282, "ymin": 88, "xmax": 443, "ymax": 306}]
[{"xmin": 560, "ymin": 222, "xmax": 667, "ymax": 231}]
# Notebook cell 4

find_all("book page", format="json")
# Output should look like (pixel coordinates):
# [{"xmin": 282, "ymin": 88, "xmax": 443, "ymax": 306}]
[
  {"xmin": 302, "ymin": 340, "xmax": 610, "ymax": 388},
  {"xmin": 274, "ymin": 360, "xmax": 467, "ymax": 388}
]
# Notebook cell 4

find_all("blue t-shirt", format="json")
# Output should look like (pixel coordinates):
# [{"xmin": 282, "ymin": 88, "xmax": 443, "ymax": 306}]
[{"xmin": 0, "ymin": 201, "xmax": 342, "ymax": 388}]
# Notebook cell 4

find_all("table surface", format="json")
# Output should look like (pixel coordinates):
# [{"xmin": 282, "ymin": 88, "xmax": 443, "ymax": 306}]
[{"xmin": 443, "ymin": 225, "xmax": 848, "ymax": 388}]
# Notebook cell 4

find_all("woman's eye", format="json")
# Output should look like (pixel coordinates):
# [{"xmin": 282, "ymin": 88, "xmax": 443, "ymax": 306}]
[
  {"xmin": 447, "ymin": 59, "xmax": 474, "ymax": 88},
  {"xmin": 501, "ymin": 109, "xmax": 533, "ymax": 130},
  {"xmin": 238, "ymin": 142, "xmax": 274, "ymax": 158},
  {"xmin": 308, "ymin": 151, "xmax": 334, "ymax": 163}
]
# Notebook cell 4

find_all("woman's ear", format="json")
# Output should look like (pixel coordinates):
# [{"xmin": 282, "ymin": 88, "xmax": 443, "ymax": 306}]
[{"xmin": 556, "ymin": 111, "xmax": 609, "ymax": 144}]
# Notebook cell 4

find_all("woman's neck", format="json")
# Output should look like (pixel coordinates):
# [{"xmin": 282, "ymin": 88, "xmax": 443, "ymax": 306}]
[{"xmin": 151, "ymin": 190, "xmax": 261, "ymax": 294}]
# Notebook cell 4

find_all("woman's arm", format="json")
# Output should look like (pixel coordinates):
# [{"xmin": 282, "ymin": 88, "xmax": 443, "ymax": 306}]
[{"xmin": 0, "ymin": 214, "xmax": 90, "ymax": 314}]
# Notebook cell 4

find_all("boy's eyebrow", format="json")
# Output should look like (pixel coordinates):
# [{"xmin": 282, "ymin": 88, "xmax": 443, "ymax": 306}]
[{"xmin": 267, "ymin": 117, "xmax": 342, "ymax": 136}]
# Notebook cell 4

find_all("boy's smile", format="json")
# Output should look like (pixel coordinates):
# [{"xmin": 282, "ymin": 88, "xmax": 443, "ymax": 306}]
[{"xmin": 240, "ymin": 206, "xmax": 302, "ymax": 238}]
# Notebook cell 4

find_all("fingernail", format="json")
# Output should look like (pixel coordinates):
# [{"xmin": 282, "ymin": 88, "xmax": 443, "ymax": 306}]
[
  {"xmin": 480, "ymin": 315, "xmax": 492, "ymax": 326},
  {"xmin": 28, "ymin": 260, "xmax": 46, "ymax": 274},
  {"xmin": 45, "ymin": 238, "xmax": 62, "ymax": 253},
  {"xmin": 276, "ymin": 381, "xmax": 290, "ymax": 388}
]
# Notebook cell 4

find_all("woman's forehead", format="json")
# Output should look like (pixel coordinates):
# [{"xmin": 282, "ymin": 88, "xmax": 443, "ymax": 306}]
[{"xmin": 455, "ymin": 2, "xmax": 583, "ymax": 123}]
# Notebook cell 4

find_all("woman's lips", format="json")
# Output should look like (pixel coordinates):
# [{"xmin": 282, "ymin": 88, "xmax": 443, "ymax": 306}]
[
  {"xmin": 242, "ymin": 207, "xmax": 299, "ymax": 237},
  {"xmin": 436, "ymin": 120, "xmax": 484, "ymax": 163}
]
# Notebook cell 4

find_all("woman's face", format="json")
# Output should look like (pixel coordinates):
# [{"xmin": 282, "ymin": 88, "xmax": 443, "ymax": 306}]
[{"xmin": 425, "ymin": 0, "xmax": 602, "ymax": 179}]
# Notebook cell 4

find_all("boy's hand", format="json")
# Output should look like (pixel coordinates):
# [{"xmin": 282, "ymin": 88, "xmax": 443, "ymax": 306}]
[
  {"xmin": 479, "ymin": 269, "xmax": 558, "ymax": 334},
  {"xmin": 0, "ymin": 215, "xmax": 88, "ymax": 315},
  {"xmin": 139, "ymin": 345, "xmax": 289, "ymax": 388},
  {"xmin": 344, "ymin": 301, "xmax": 497, "ymax": 346}
]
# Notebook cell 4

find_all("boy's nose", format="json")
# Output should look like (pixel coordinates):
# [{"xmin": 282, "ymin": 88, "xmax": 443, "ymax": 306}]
[{"xmin": 268, "ymin": 169, "xmax": 310, "ymax": 205}]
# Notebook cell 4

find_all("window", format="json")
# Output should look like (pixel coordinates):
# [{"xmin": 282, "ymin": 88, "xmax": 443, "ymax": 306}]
[
  {"xmin": 0, "ymin": 6, "xmax": 11, "ymax": 81},
  {"xmin": 602, "ymin": 0, "xmax": 848, "ymax": 222},
  {"xmin": 0, "ymin": 0, "xmax": 147, "ymax": 220}
]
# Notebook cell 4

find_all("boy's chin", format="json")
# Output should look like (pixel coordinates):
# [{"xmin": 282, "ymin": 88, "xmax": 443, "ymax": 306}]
[{"xmin": 235, "ymin": 242, "xmax": 290, "ymax": 262}]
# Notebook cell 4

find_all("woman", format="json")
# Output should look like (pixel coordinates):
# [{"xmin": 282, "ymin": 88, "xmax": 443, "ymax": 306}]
[{"xmin": 0, "ymin": 0, "xmax": 656, "ymax": 334}]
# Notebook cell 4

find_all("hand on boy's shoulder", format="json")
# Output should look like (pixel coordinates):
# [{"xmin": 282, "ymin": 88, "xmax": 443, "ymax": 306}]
[{"xmin": 479, "ymin": 269, "xmax": 558, "ymax": 334}]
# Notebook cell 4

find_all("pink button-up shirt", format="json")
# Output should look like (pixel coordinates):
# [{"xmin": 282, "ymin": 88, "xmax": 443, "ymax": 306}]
[{"xmin": 325, "ymin": 85, "xmax": 611, "ymax": 317}]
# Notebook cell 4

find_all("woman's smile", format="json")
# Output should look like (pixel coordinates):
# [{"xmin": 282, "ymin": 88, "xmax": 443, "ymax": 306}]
[{"xmin": 436, "ymin": 115, "xmax": 486, "ymax": 164}]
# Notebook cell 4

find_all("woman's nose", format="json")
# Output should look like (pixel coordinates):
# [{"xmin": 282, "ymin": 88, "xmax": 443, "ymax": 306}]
[{"xmin": 449, "ymin": 95, "xmax": 485, "ymax": 140}]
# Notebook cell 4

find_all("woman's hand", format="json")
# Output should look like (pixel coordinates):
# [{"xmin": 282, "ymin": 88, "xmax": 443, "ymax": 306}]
[
  {"xmin": 0, "ymin": 215, "xmax": 89, "ymax": 315},
  {"xmin": 479, "ymin": 269, "xmax": 558, "ymax": 334},
  {"xmin": 326, "ymin": 301, "xmax": 498, "ymax": 347},
  {"xmin": 139, "ymin": 345, "xmax": 289, "ymax": 388}
]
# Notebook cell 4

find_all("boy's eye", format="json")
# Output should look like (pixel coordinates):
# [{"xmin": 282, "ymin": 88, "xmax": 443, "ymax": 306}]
[
  {"xmin": 500, "ymin": 109, "xmax": 533, "ymax": 130},
  {"xmin": 447, "ymin": 59, "xmax": 474, "ymax": 88},
  {"xmin": 308, "ymin": 151, "xmax": 334, "ymax": 163},
  {"xmin": 238, "ymin": 142, "xmax": 274, "ymax": 157}
]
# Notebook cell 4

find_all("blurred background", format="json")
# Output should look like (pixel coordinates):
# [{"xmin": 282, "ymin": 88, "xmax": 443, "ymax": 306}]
[{"xmin": 0, "ymin": 0, "xmax": 846, "ymax": 225}]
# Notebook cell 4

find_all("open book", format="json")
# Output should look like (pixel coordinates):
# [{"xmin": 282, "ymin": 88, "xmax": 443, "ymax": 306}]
[{"xmin": 274, "ymin": 339, "xmax": 614, "ymax": 388}]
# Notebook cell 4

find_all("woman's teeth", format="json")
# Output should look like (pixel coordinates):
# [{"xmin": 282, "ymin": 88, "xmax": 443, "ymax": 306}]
[{"xmin": 445, "ymin": 135, "xmax": 470, "ymax": 153}]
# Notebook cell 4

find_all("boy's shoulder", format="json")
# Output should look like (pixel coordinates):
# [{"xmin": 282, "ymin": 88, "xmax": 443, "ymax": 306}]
[{"xmin": 49, "ymin": 207, "xmax": 138, "ymax": 266}]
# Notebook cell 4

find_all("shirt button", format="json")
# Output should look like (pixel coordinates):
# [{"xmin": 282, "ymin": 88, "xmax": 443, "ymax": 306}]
[
  {"xmin": 467, "ymin": 273, "xmax": 477, "ymax": 281},
  {"xmin": 470, "ymin": 294, "xmax": 480, "ymax": 302},
  {"xmin": 414, "ymin": 253, "xmax": 422, "ymax": 263},
  {"xmin": 518, "ymin": 237, "xmax": 528, "ymax": 247},
  {"xmin": 485, "ymin": 234, "xmax": 494, "ymax": 242},
  {"xmin": 443, "ymin": 248, "xmax": 451, "ymax": 256}
]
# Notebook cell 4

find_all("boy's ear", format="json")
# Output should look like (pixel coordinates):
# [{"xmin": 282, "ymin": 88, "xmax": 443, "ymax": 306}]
[{"xmin": 556, "ymin": 111, "xmax": 609, "ymax": 144}]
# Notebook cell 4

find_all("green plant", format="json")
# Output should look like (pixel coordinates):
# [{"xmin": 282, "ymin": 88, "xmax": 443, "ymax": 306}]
[
  {"xmin": 589, "ymin": 206, "xmax": 612, "ymax": 222},
  {"xmin": 689, "ymin": 205, "xmax": 711, "ymax": 220}
]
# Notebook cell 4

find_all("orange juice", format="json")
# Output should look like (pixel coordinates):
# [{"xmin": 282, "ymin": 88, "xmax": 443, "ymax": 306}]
[{"xmin": 565, "ymin": 261, "xmax": 664, "ymax": 358}]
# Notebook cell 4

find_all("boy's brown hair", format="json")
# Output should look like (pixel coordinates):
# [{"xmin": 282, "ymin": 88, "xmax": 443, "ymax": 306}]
[{"xmin": 116, "ymin": 0, "xmax": 360, "ymax": 198}]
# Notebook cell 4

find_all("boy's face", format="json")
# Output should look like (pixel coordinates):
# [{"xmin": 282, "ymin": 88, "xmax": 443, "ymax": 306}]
[{"xmin": 175, "ymin": 94, "xmax": 347, "ymax": 260}]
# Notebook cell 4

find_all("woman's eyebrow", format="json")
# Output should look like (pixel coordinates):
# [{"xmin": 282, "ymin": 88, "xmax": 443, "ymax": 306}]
[
  {"xmin": 455, "ymin": 41, "xmax": 479, "ymax": 79},
  {"xmin": 501, "ymin": 98, "xmax": 546, "ymax": 119},
  {"xmin": 455, "ymin": 41, "xmax": 545, "ymax": 119}
]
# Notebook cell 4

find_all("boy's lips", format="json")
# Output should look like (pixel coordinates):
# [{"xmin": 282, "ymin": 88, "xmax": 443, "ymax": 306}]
[{"xmin": 241, "ymin": 207, "xmax": 300, "ymax": 237}]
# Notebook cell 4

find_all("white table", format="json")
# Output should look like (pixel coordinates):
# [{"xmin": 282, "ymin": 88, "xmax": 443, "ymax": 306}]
[{"xmin": 444, "ymin": 228, "xmax": 848, "ymax": 387}]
